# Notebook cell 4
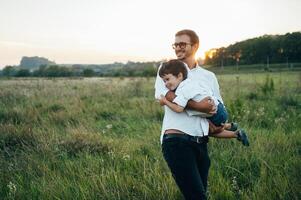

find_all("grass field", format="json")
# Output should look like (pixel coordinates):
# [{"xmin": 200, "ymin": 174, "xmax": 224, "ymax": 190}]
[{"xmin": 0, "ymin": 72, "xmax": 300, "ymax": 199}]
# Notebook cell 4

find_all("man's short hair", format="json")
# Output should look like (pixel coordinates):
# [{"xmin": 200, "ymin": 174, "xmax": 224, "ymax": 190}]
[
  {"xmin": 175, "ymin": 29, "xmax": 199, "ymax": 46},
  {"xmin": 159, "ymin": 59, "xmax": 188, "ymax": 80}
]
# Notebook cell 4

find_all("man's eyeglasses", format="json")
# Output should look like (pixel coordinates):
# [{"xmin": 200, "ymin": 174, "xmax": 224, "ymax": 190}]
[{"xmin": 172, "ymin": 42, "xmax": 192, "ymax": 49}]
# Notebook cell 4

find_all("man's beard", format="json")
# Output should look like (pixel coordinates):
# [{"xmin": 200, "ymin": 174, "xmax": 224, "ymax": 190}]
[
  {"xmin": 175, "ymin": 50, "xmax": 193, "ymax": 60},
  {"xmin": 176, "ymin": 50, "xmax": 187, "ymax": 60}
]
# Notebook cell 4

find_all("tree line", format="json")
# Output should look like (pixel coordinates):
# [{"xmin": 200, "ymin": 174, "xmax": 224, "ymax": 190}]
[
  {"xmin": 0, "ymin": 62, "xmax": 159, "ymax": 78},
  {"xmin": 204, "ymin": 32, "xmax": 301, "ymax": 66}
]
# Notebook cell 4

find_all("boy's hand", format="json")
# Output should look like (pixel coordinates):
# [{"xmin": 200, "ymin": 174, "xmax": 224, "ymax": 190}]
[
  {"xmin": 165, "ymin": 91, "xmax": 176, "ymax": 102},
  {"xmin": 159, "ymin": 95, "xmax": 167, "ymax": 106}
]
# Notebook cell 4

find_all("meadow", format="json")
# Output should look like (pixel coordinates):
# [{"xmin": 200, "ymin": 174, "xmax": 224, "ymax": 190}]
[{"xmin": 0, "ymin": 72, "xmax": 300, "ymax": 200}]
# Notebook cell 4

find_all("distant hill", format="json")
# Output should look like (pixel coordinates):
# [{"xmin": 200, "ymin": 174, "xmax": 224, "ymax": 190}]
[{"xmin": 19, "ymin": 56, "xmax": 56, "ymax": 69}]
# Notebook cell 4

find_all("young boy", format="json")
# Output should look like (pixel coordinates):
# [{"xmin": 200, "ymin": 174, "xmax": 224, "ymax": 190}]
[{"xmin": 159, "ymin": 59, "xmax": 249, "ymax": 146}]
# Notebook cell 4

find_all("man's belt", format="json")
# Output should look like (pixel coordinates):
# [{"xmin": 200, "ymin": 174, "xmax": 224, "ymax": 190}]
[{"xmin": 163, "ymin": 133, "xmax": 209, "ymax": 144}]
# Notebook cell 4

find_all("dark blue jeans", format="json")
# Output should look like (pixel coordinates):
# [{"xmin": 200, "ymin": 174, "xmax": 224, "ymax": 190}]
[
  {"xmin": 162, "ymin": 137, "xmax": 210, "ymax": 200},
  {"xmin": 207, "ymin": 102, "xmax": 228, "ymax": 126}
]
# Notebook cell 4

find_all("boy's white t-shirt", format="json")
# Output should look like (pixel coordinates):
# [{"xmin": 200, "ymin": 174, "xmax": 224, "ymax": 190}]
[{"xmin": 173, "ymin": 78, "xmax": 219, "ymax": 117}]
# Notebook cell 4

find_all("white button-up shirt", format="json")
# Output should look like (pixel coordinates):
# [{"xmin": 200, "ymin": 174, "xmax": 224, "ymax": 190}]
[
  {"xmin": 173, "ymin": 78, "xmax": 219, "ymax": 111},
  {"xmin": 155, "ymin": 64, "xmax": 223, "ymax": 143}
]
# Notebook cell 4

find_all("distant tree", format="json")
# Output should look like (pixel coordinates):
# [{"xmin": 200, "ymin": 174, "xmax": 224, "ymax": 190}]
[
  {"xmin": 15, "ymin": 69, "xmax": 31, "ymax": 77},
  {"xmin": 31, "ymin": 65, "xmax": 73, "ymax": 77},
  {"xmin": 82, "ymin": 69, "xmax": 95, "ymax": 77},
  {"xmin": 2, "ymin": 66, "xmax": 16, "ymax": 76},
  {"xmin": 32, "ymin": 65, "xmax": 47, "ymax": 77},
  {"xmin": 282, "ymin": 32, "xmax": 301, "ymax": 62},
  {"xmin": 43, "ymin": 65, "xmax": 73, "ymax": 77},
  {"xmin": 142, "ymin": 65, "xmax": 157, "ymax": 77}
]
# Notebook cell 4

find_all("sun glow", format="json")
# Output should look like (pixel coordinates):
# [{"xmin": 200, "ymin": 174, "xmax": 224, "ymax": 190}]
[
  {"xmin": 205, "ymin": 49, "xmax": 217, "ymax": 59},
  {"xmin": 196, "ymin": 50, "xmax": 206, "ymax": 60}
]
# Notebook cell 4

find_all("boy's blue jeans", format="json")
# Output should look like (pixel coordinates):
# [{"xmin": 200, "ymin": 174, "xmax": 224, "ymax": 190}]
[{"xmin": 207, "ymin": 101, "xmax": 228, "ymax": 126}]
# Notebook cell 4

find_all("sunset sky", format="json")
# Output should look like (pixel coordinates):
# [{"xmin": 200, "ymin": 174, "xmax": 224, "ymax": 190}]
[{"xmin": 0, "ymin": 0, "xmax": 300, "ymax": 68}]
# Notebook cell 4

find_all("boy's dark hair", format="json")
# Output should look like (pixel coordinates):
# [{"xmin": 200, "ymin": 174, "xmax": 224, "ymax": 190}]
[
  {"xmin": 175, "ymin": 29, "xmax": 199, "ymax": 49},
  {"xmin": 159, "ymin": 59, "xmax": 188, "ymax": 80}
]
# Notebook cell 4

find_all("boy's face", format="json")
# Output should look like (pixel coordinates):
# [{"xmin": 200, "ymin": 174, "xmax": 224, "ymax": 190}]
[{"xmin": 162, "ymin": 73, "xmax": 183, "ymax": 91}]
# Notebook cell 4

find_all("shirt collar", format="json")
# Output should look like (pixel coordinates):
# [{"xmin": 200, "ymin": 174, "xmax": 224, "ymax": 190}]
[
  {"xmin": 176, "ymin": 78, "xmax": 190, "ymax": 90},
  {"xmin": 183, "ymin": 62, "xmax": 201, "ymax": 72}
]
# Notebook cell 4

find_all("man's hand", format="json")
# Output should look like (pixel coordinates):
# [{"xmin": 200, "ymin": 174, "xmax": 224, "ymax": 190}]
[
  {"xmin": 165, "ymin": 91, "xmax": 176, "ymax": 102},
  {"xmin": 204, "ymin": 97, "xmax": 217, "ymax": 115},
  {"xmin": 187, "ymin": 96, "xmax": 217, "ymax": 114},
  {"xmin": 208, "ymin": 120, "xmax": 224, "ymax": 134}
]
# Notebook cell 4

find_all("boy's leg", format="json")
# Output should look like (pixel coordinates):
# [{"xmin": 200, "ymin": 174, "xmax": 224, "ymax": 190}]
[
  {"xmin": 223, "ymin": 123, "xmax": 232, "ymax": 130},
  {"xmin": 224, "ymin": 122, "xmax": 238, "ymax": 131},
  {"xmin": 209, "ymin": 129, "xmax": 237, "ymax": 138},
  {"xmin": 236, "ymin": 129, "xmax": 250, "ymax": 146},
  {"xmin": 210, "ymin": 129, "xmax": 250, "ymax": 146},
  {"xmin": 208, "ymin": 120, "xmax": 225, "ymax": 134}
]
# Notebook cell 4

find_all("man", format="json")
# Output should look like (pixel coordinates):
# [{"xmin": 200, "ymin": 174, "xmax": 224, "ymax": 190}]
[{"xmin": 155, "ymin": 29, "xmax": 222, "ymax": 200}]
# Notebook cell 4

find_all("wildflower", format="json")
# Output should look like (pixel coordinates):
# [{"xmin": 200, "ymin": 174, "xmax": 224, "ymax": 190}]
[
  {"xmin": 7, "ymin": 181, "xmax": 17, "ymax": 196},
  {"xmin": 231, "ymin": 176, "xmax": 239, "ymax": 192},
  {"xmin": 108, "ymin": 150, "xmax": 115, "ymax": 158},
  {"xmin": 122, "ymin": 154, "xmax": 130, "ymax": 161},
  {"xmin": 106, "ymin": 124, "xmax": 113, "ymax": 129}
]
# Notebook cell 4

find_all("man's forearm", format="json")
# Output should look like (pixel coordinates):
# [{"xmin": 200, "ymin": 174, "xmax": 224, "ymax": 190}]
[
  {"xmin": 186, "ymin": 97, "xmax": 215, "ymax": 114},
  {"xmin": 165, "ymin": 91, "xmax": 216, "ymax": 114}
]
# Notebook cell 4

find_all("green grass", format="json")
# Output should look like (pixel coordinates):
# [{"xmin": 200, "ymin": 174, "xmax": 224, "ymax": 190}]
[{"xmin": 0, "ymin": 72, "xmax": 300, "ymax": 199}]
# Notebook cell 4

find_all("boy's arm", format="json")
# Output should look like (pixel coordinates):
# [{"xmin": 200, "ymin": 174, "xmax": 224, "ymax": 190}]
[
  {"xmin": 160, "ymin": 95, "xmax": 184, "ymax": 113},
  {"xmin": 165, "ymin": 91, "xmax": 216, "ymax": 114}
]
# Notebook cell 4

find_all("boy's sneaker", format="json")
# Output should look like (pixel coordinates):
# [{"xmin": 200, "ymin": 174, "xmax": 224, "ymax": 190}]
[
  {"xmin": 229, "ymin": 122, "xmax": 238, "ymax": 131},
  {"xmin": 236, "ymin": 129, "xmax": 250, "ymax": 146}
]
